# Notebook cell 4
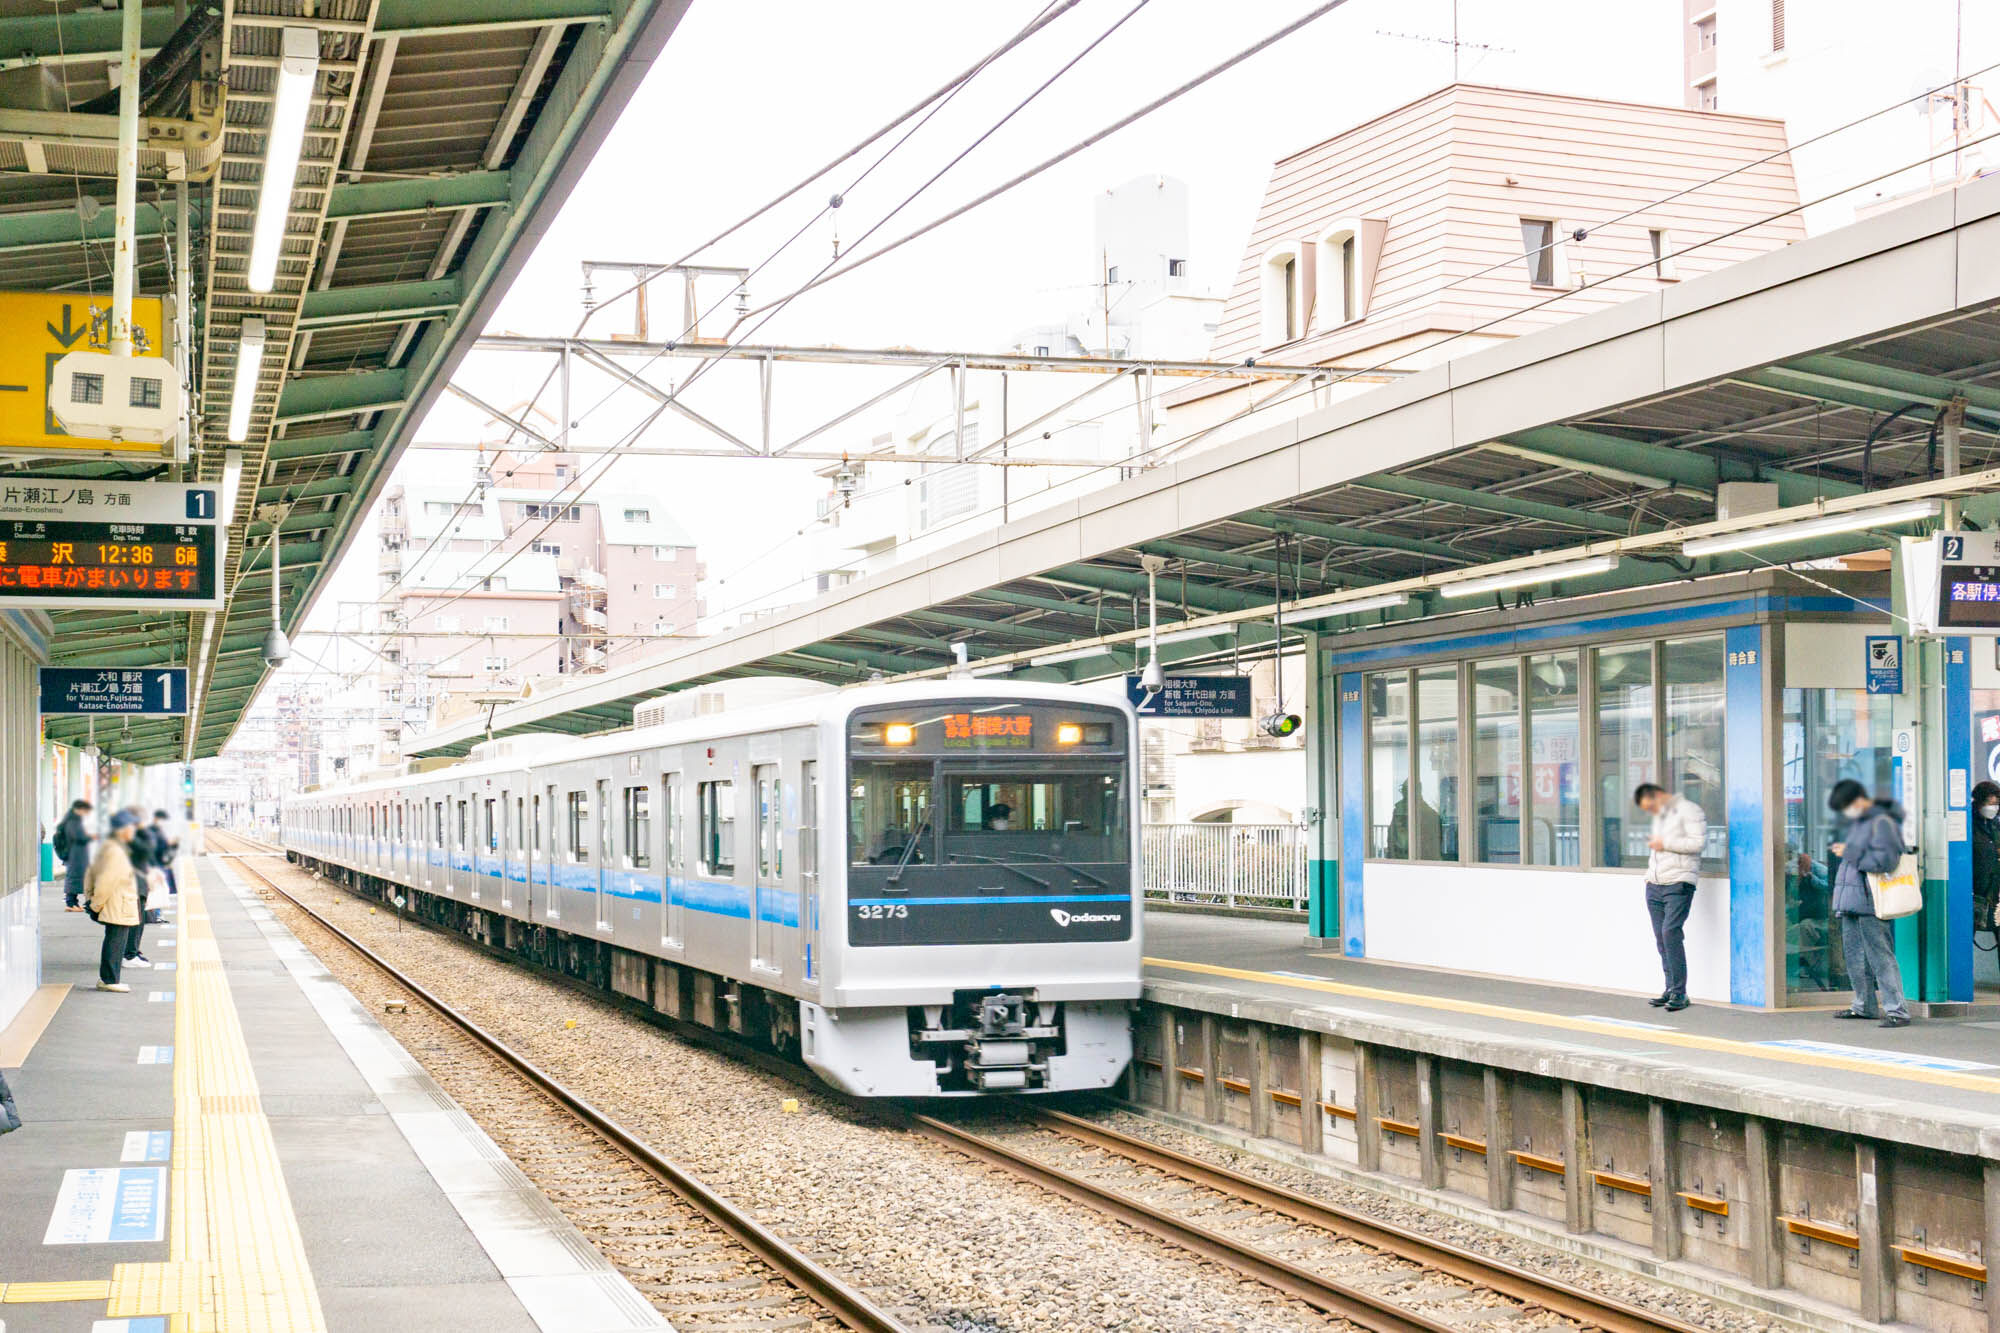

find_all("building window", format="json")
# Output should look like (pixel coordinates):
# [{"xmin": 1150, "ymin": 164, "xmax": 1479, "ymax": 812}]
[
  {"xmin": 653, "ymin": 545, "xmax": 678, "ymax": 560},
  {"xmin": 1663, "ymin": 635, "xmax": 1728, "ymax": 867},
  {"xmin": 1696, "ymin": 78, "xmax": 1718, "ymax": 111},
  {"xmin": 1317, "ymin": 226, "xmax": 1365, "ymax": 327},
  {"xmin": 653, "ymin": 619, "xmax": 675, "ymax": 636},
  {"xmin": 1649, "ymin": 228, "xmax": 1678, "ymax": 281},
  {"xmin": 1415, "ymin": 665, "xmax": 1459, "ymax": 862},
  {"xmin": 1367, "ymin": 673, "xmax": 1410, "ymax": 859},
  {"xmin": 553, "ymin": 464, "xmax": 570, "ymax": 481},
  {"xmin": 1105, "ymin": 264, "xmax": 1120, "ymax": 286},
  {"xmin": 435, "ymin": 615, "xmax": 460, "ymax": 633},
  {"xmin": 1519, "ymin": 218, "xmax": 1558, "ymax": 286},
  {"xmin": 531, "ymin": 540, "xmax": 561, "ymax": 556},
  {"xmin": 1527, "ymin": 651, "xmax": 1581, "ymax": 866},
  {"xmin": 129, "ymin": 377, "xmax": 162, "ymax": 409},
  {"xmin": 483, "ymin": 656, "xmax": 507, "ymax": 672},
  {"xmin": 1770, "ymin": 0, "xmax": 1784, "ymax": 52},
  {"xmin": 653, "ymin": 583, "xmax": 677, "ymax": 599},
  {"xmin": 1259, "ymin": 245, "xmax": 1303, "ymax": 346},
  {"xmin": 424, "ymin": 501, "xmax": 454, "ymax": 517},
  {"xmin": 1472, "ymin": 658, "xmax": 1523, "ymax": 864},
  {"xmin": 623, "ymin": 507, "xmax": 650, "ymax": 523},
  {"xmin": 567, "ymin": 790, "xmax": 588, "ymax": 862},
  {"xmin": 1033, "ymin": 344, "xmax": 1050, "ymax": 357},
  {"xmin": 479, "ymin": 576, "xmax": 506, "ymax": 592},
  {"xmin": 1595, "ymin": 643, "xmax": 1656, "ymax": 869},
  {"xmin": 699, "ymin": 779, "xmax": 735, "ymax": 876},
  {"xmin": 623, "ymin": 785, "xmax": 652, "ymax": 868},
  {"xmin": 1697, "ymin": 15, "xmax": 1716, "ymax": 50},
  {"xmin": 483, "ymin": 615, "xmax": 509, "ymax": 633},
  {"xmin": 72, "ymin": 372, "xmax": 103, "ymax": 405},
  {"xmin": 1167, "ymin": 257, "xmax": 1186, "ymax": 277}
]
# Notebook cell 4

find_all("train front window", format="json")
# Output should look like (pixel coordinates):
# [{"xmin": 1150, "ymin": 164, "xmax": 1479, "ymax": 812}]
[
  {"xmin": 848, "ymin": 761, "xmax": 933, "ymax": 866},
  {"xmin": 943, "ymin": 769, "xmax": 1126, "ymax": 863}
]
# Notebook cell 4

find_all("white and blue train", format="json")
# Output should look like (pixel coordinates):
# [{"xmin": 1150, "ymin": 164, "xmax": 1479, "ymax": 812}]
[{"xmin": 282, "ymin": 682, "xmax": 1140, "ymax": 1095}]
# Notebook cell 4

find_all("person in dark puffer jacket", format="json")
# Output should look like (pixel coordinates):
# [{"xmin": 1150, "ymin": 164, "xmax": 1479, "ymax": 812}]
[{"xmin": 1827, "ymin": 779, "xmax": 1913, "ymax": 1028}]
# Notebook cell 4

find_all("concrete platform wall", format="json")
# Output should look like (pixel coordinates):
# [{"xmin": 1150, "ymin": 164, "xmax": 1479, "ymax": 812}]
[{"xmin": 0, "ymin": 611, "xmax": 46, "ymax": 1031}]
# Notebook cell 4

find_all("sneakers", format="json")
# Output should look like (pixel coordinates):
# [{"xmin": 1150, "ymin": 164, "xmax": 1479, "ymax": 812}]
[
  {"xmin": 1879, "ymin": 1015, "xmax": 1912, "ymax": 1028},
  {"xmin": 124, "ymin": 955, "xmax": 152, "ymax": 969},
  {"xmin": 1835, "ymin": 1009, "xmax": 1879, "ymax": 1020},
  {"xmin": 96, "ymin": 981, "xmax": 130, "ymax": 993},
  {"xmin": 1664, "ymin": 994, "xmax": 1691, "ymax": 1012}
]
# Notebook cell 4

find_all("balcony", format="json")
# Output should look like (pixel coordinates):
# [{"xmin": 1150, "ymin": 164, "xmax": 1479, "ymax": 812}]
[
  {"xmin": 571, "ymin": 605, "xmax": 608, "ymax": 632},
  {"xmin": 378, "ymin": 547, "xmax": 402, "ymax": 575}
]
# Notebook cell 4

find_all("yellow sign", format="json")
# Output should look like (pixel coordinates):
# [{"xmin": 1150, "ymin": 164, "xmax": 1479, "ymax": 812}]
[{"xmin": 0, "ymin": 291, "xmax": 169, "ymax": 458}]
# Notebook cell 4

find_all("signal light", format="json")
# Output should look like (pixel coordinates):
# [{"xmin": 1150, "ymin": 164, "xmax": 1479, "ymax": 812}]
[
  {"xmin": 1259, "ymin": 711, "xmax": 1301, "ymax": 739},
  {"xmin": 883, "ymin": 723, "xmax": 916, "ymax": 746}
]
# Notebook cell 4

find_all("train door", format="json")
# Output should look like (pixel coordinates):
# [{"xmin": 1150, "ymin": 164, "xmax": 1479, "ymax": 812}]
[
  {"xmin": 595, "ymin": 778, "xmax": 613, "ymax": 931},
  {"xmin": 662, "ymin": 770, "xmax": 683, "ymax": 948},
  {"xmin": 505, "ymin": 791, "xmax": 523, "ymax": 912},
  {"xmin": 454, "ymin": 795, "xmax": 471, "ymax": 897},
  {"xmin": 799, "ymin": 760, "xmax": 819, "ymax": 982},
  {"xmin": 753, "ymin": 764, "xmax": 782, "ymax": 971},
  {"xmin": 432, "ymin": 799, "xmax": 446, "ymax": 890},
  {"xmin": 544, "ymin": 783, "xmax": 561, "ymax": 922}
]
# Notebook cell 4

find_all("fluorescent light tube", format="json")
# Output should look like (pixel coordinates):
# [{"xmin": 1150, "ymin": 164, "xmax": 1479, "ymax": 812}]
[
  {"xmin": 227, "ymin": 317, "xmax": 266, "ymax": 442},
  {"xmin": 1440, "ymin": 554, "xmax": 1618, "ymax": 598},
  {"xmin": 968, "ymin": 662, "xmax": 1014, "ymax": 678},
  {"xmin": 1680, "ymin": 499, "xmax": 1941, "ymax": 557},
  {"xmin": 247, "ymin": 27, "xmax": 320, "ymax": 293},
  {"xmin": 1155, "ymin": 624, "xmax": 1233, "ymax": 646},
  {"xmin": 1285, "ymin": 591, "xmax": 1411, "ymax": 621},
  {"xmin": 1030, "ymin": 643, "xmax": 1117, "ymax": 667},
  {"xmin": 220, "ymin": 446, "xmax": 244, "ymax": 525}
]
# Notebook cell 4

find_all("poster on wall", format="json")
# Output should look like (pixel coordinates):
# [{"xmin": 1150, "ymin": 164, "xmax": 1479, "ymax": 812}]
[{"xmin": 1976, "ymin": 711, "xmax": 2000, "ymax": 785}]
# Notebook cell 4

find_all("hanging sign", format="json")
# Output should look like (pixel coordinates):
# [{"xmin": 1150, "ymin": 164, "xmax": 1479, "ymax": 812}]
[
  {"xmin": 0, "ymin": 479, "xmax": 223, "ymax": 609},
  {"xmin": 41, "ymin": 666, "xmax": 188, "ymax": 715},
  {"xmin": 1126, "ymin": 674, "xmax": 1254, "ymax": 717}
]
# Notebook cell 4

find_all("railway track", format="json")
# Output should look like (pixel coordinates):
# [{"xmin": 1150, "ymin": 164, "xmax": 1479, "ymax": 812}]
[
  {"xmin": 220, "ymin": 831, "xmax": 1740, "ymax": 1333},
  {"xmin": 208, "ymin": 832, "xmax": 912, "ymax": 1333}
]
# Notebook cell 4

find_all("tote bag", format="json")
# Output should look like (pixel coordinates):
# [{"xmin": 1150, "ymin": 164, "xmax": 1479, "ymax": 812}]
[{"xmin": 1867, "ymin": 851, "xmax": 1924, "ymax": 920}]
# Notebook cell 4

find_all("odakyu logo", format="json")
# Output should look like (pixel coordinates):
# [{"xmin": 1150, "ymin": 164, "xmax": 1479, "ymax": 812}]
[{"xmin": 1049, "ymin": 908, "xmax": 1121, "ymax": 927}]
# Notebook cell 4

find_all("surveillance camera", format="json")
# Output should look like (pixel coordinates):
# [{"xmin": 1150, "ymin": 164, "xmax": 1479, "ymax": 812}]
[
  {"xmin": 261, "ymin": 626, "xmax": 291, "ymax": 669},
  {"xmin": 1140, "ymin": 656, "xmax": 1165, "ymax": 692}
]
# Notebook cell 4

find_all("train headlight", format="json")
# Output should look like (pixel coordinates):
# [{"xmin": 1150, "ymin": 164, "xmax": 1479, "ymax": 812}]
[
  {"xmin": 883, "ymin": 722, "xmax": 916, "ymax": 746},
  {"xmin": 1056, "ymin": 722, "xmax": 1083, "ymax": 746}
]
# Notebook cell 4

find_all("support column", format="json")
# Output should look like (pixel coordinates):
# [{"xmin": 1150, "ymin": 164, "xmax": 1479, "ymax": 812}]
[
  {"xmin": 1562, "ymin": 1082, "xmax": 1592, "ymax": 1234},
  {"xmin": 1856, "ymin": 1140, "xmax": 1896, "ymax": 1324},
  {"xmin": 1744, "ymin": 1117, "xmax": 1784, "ymax": 1289},
  {"xmin": 1337, "ymin": 670, "xmax": 1366, "ymax": 956},
  {"xmin": 1302, "ymin": 634, "xmax": 1341, "ymax": 944},
  {"xmin": 1298, "ymin": 1032, "xmax": 1324, "ymax": 1154},
  {"xmin": 1482, "ymin": 1068, "xmax": 1513, "ymax": 1211},
  {"xmin": 1354, "ymin": 1042, "xmax": 1381, "ymax": 1173},
  {"xmin": 1161, "ymin": 1011, "xmax": 1182, "ymax": 1115},
  {"xmin": 1248, "ymin": 1023, "xmax": 1272, "ymax": 1140},
  {"xmin": 1200, "ymin": 1015, "xmax": 1221, "ymax": 1123},
  {"xmin": 1723, "ymin": 624, "xmax": 1771, "ymax": 1007},
  {"xmin": 1984, "ymin": 1160, "xmax": 2000, "ymax": 1333},
  {"xmin": 1649, "ymin": 1098, "xmax": 1681, "ymax": 1261},
  {"xmin": 1416, "ymin": 1054, "xmax": 1445, "ymax": 1190}
]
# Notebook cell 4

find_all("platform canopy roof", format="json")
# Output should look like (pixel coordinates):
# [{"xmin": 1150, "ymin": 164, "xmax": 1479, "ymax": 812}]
[
  {"xmin": 410, "ymin": 178, "xmax": 2000, "ymax": 756},
  {"xmin": 2, "ymin": 0, "xmax": 690, "ymax": 764}
]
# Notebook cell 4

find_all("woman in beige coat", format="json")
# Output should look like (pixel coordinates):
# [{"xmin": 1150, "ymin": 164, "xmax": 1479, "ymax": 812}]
[{"xmin": 85, "ymin": 810, "xmax": 142, "ymax": 992}]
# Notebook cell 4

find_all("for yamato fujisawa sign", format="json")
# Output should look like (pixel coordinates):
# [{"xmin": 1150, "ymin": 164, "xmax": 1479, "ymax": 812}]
[{"xmin": 0, "ymin": 479, "xmax": 224, "ymax": 610}]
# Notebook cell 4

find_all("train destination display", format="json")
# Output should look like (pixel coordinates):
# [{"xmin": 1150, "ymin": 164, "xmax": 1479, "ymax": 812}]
[{"xmin": 0, "ymin": 481, "xmax": 224, "ymax": 610}]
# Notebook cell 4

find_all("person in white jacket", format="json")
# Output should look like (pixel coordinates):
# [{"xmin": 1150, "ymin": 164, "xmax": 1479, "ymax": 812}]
[{"xmin": 1634, "ymin": 783, "xmax": 1707, "ymax": 1011}]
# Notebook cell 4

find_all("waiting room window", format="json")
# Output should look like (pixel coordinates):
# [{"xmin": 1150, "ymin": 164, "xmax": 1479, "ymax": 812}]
[
  {"xmin": 1367, "ymin": 673, "xmax": 1410, "ymax": 860},
  {"xmin": 699, "ymin": 780, "xmax": 736, "ymax": 877},
  {"xmin": 1594, "ymin": 643, "xmax": 1656, "ymax": 869},
  {"xmin": 1415, "ymin": 665, "xmax": 1460, "ymax": 861},
  {"xmin": 1519, "ymin": 219, "xmax": 1557, "ymax": 287},
  {"xmin": 1472, "ymin": 659, "xmax": 1523, "ymax": 864},
  {"xmin": 1663, "ymin": 635, "xmax": 1728, "ymax": 866},
  {"xmin": 1527, "ymin": 651, "xmax": 1581, "ymax": 866}
]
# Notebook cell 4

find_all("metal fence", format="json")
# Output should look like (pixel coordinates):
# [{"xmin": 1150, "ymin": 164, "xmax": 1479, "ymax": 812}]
[{"xmin": 1141, "ymin": 822, "xmax": 1308, "ymax": 913}]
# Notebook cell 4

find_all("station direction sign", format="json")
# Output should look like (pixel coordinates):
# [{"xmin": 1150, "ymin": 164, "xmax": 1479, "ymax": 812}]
[
  {"xmin": 0, "ymin": 291, "xmax": 170, "ymax": 459},
  {"xmin": 1125, "ymin": 674, "xmax": 1254, "ymax": 717},
  {"xmin": 0, "ymin": 480, "xmax": 224, "ymax": 610},
  {"xmin": 41, "ymin": 666, "xmax": 188, "ymax": 716}
]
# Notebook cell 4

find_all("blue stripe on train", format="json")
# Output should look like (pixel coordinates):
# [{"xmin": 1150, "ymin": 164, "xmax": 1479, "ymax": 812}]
[{"xmin": 850, "ymin": 893, "xmax": 1131, "ymax": 906}]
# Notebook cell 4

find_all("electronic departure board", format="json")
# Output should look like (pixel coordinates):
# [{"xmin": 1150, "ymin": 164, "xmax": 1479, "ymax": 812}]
[
  {"xmin": 1938, "ymin": 567, "xmax": 2000, "ymax": 629},
  {"xmin": 0, "ymin": 481, "xmax": 224, "ymax": 610}
]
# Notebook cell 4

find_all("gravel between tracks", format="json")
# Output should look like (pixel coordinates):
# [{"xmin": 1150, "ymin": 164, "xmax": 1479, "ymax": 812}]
[{"xmin": 228, "ymin": 854, "xmax": 1344, "ymax": 1333}]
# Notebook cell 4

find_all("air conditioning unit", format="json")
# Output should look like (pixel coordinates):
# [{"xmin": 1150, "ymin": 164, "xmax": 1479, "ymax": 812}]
[{"xmin": 51, "ymin": 350, "xmax": 184, "ymax": 450}]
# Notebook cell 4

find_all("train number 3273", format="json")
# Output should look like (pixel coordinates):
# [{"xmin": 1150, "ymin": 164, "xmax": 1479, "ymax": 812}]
[{"xmin": 855, "ymin": 904, "xmax": 909, "ymax": 920}]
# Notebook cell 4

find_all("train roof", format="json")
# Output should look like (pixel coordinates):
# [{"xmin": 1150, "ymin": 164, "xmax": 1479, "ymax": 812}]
[{"xmin": 288, "ymin": 679, "xmax": 1131, "ymax": 803}]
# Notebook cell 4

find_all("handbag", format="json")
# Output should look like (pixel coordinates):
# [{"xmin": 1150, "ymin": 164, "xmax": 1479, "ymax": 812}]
[
  {"xmin": 0, "ymin": 1069, "xmax": 22, "ymax": 1134},
  {"xmin": 1867, "ymin": 851, "xmax": 1924, "ymax": 919}
]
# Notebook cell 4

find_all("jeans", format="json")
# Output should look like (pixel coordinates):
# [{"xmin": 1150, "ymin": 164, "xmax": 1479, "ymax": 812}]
[
  {"xmin": 99, "ymin": 923, "xmax": 136, "ymax": 985},
  {"xmin": 1646, "ymin": 881, "xmax": 1697, "ymax": 997},
  {"xmin": 1839, "ymin": 912, "xmax": 1910, "ymax": 1020}
]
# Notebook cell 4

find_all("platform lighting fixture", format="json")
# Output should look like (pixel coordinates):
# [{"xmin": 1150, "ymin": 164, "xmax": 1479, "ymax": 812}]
[
  {"xmin": 227, "ymin": 318, "xmax": 266, "ymax": 442},
  {"xmin": 968, "ymin": 662, "xmax": 1014, "ymax": 678},
  {"xmin": 219, "ymin": 446, "xmax": 244, "ymax": 524},
  {"xmin": 1028, "ymin": 643, "xmax": 1115, "ymax": 667},
  {"xmin": 246, "ymin": 27, "xmax": 320, "ymax": 294},
  {"xmin": 1283, "ymin": 591, "xmax": 1411, "ymax": 621},
  {"xmin": 1439, "ymin": 554, "xmax": 1619, "ymax": 599},
  {"xmin": 1679, "ymin": 499, "xmax": 1943, "ymax": 557},
  {"xmin": 1154, "ymin": 624, "xmax": 1232, "ymax": 647}
]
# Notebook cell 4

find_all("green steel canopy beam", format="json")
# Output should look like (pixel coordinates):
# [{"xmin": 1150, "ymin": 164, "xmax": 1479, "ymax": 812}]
[
  {"xmin": 258, "ymin": 476, "xmax": 354, "ymax": 502},
  {"xmin": 969, "ymin": 588, "xmax": 1142, "ymax": 624},
  {"xmin": 793, "ymin": 641, "xmax": 938, "ymax": 673},
  {"xmin": 1243, "ymin": 509, "xmax": 1469, "ymax": 563},
  {"xmin": 277, "ymin": 369, "xmax": 409, "ymax": 423},
  {"xmin": 1045, "ymin": 563, "xmax": 1267, "ymax": 613},
  {"xmin": 375, "ymin": 0, "xmax": 612, "ymax": 36},
  {"xmin": 1355, "ymin": 474, "xmax": 1636, "ymax": 536},
  {"xmin": 0, "ymin": 196, "xmax": 206, "ymax": 252},
  {"xmin": 245, "ymin": 509, "xmax": 340, "ymax": 540},
  {"xmin": 905, "ymin": 608, "xmax": 1074, "ymax": 644},
  {"xmin": 1779, "ymin": 354, "xmax": 2000, "ymax": 419},
  {"xmin": 1498, "ymin": 424, "xmax": 1860, "ymax": 505},
  {"xmin": 264, "ymin": 431, "xmax": 377, "ymax": 461},
  {"xmin": 0, "ymin": 7, "xmax": 178, "ymax": 64},
  {"xmin": 324, "ymin": 170, "xmax": 516, "ymax": 221},
  {"xmin": 298, "ymin": 277, "xmax": 462, "ymax": 329},
  {"xmin": 234, "ymin": 542, "xmax": 325, "ymax": 576}
]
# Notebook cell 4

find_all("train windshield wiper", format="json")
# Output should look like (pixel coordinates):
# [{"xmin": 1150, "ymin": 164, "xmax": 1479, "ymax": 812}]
[
  {"xmin": 947, "ymin": 853, "xmax": 1051, "ymax": 889},
  {"xmin": 1002, "ymin": 848, "xmax": 1112, "ymax": 890},
  {"xmin": 885, "ymin": 817, "xmax": 931, "ymax": 886}
]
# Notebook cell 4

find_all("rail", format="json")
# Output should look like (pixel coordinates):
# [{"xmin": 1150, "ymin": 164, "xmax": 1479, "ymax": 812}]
[
  {"xmin": 1141, "ymin": 821, "xmax": 1306, "ymax": 912},
  {"xmin": 207, "ymin": 831, "xmax": 912, "ymax": 1333}
]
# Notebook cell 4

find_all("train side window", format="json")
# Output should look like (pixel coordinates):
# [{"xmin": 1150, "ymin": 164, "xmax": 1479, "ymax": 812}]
[
  {"xmin": 624, "ymin": 786, "xmax": 652, "ymax": 868},
  {"xmin": 568, "ymin": 791, "xmax": 588, "ymax": 862},
  {"xmin": 434, "ymin": 801, "xmax": 445, "ymax": 848},
  {"xmin": 533, "ymin": 792, "xmax": 544, "ymax": 855},
  {"xmin": 515, "ymin": 796, "xmax": 527, "ymax": 854},
  {"xmin": 396, "ymin": 804, "xmax": 405, "ymax": 841},
  {"xmin": 484, "ymin": 798, "xmax": 497, "ymax": 852},
  {"xmin": 457, "ymin": 800, "xmax": 469, "ymax": 850},
  {"xmin": 698, "ymin": 780, "xmax": 735, "ymax": 877}
]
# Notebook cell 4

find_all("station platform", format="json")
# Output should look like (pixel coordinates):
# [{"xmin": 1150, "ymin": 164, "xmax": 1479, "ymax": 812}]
[
  {"xmin": 0, "ymin": 856, "xmax": 663, "ymax": 1333},
  {"xmin": 1142, "ymin": 909, "xmax": 2000, "ymax": 1152}
]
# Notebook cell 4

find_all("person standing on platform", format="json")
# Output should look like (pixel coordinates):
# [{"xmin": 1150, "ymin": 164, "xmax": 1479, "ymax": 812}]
[
  {"xmin": 1828, "ymin": 779, "xmax": 1914, "ymax": 1028},
  {"xmin": 122, "ymin": 805, "xmax": 158, "ymax": 969},
  {"xmin": 85, "ymin": 811, "xmax": 142, "ymax": 992},
  {"xmin": 1971, "ymin": 781, "xmax": 2000, "ymax": 940},
  {"xmin": 54, "ymin": 799, "xmax": 93, "ymax": 912},
  {"xmin": 152, "ymin": 810, "xmax": 180, "ymax": 898},
  {"xmin": 1634, "ymin": 782, "xmax": 1707, "ymax": 1012}
]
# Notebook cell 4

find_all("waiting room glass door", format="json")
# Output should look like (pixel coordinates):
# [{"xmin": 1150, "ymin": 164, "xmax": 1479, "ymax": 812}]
[{"xmin": 1782, "ymin": 688, "xmax": 1894, "ymax": 1002}]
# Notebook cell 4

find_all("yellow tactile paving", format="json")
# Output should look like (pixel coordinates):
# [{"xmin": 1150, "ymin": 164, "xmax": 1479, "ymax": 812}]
[
  {"xmin": 1147, "ymin": 956, "xmax": 2000, "ymax": 1096},
  {"xmin": 107, "ymin": 1260, "xmax": 211, "ymax": 1316},
  {"xmin": 0, "ymin": 1278, "xmax": 113, "ymax": 1302}
]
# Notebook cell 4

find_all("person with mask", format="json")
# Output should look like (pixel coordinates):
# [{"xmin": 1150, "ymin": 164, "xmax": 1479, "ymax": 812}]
[
  {"xmin": 1633, "ymin": 782, "xmax": 1707, "ymax": 1011},
  {"xmin": 122, "ymin": 805, "xmax": 158, "ymax": 969},
  {"xmin": 85, "ymin": 810, "xmax": 142, "ymax": 992},
  {"xmin": 54, "ymin": 798, "xmax": 93, "ymax": 912},
  {"xmin": 1972, "ymin": 781, "xmax": 2000, "ymax": 939},
  {"xmin": 152, "ymin": 809, "xmax": 180, "ymax": 898},
  {"xmin": 1827, "ymin": 779, "xmax": 1913, "ymax": 1028},
  {"xmin": 984, "ymin": 803, "xmax": 1014, "ymax": 832}
]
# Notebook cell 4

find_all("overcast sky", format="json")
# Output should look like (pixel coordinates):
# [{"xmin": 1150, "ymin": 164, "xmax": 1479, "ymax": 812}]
[{"xmin": 293, "ymin": 0, "xmax": 1689, "ymax": 690}]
